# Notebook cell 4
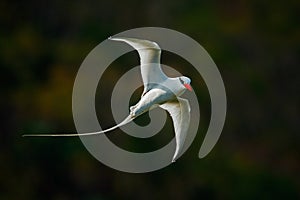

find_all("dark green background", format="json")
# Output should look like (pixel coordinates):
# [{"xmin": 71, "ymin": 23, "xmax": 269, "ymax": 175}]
[{"xmin": 1, "ymin": 0, "xmax": 299, "ymax": 199}]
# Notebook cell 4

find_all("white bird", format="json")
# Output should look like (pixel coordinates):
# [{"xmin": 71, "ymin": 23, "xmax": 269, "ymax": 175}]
[{"xmin": 23, "ymin": 37, "xmax": 193, "ymax": 162}]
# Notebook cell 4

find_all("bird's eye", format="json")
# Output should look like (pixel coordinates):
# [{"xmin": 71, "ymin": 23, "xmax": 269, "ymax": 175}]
[{"xmin": 179, "ymin": 78, "xmax": 184, "ymax": 84}]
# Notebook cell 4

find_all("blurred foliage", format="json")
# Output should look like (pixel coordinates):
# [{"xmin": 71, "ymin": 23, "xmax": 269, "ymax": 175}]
[{"xmin": 0, "ymin": 0, "xmax": 299, "ymax": 199}]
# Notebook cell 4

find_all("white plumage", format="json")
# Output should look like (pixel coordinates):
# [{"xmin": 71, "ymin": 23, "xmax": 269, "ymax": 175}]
[{"xmin": 24, "ymin": 37, "xmax": 193, "ymax": 162}]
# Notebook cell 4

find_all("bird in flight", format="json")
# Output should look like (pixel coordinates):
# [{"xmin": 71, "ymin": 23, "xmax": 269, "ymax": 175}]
[{"xmin": 23, "ymin": 37, "xmax": 193, "ymax": 162}]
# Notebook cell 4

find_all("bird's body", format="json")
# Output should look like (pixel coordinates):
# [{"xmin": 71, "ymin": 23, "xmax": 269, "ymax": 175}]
[{"xmin": 23, "ymin": 37, "xmax": 192, "ymax": 162}]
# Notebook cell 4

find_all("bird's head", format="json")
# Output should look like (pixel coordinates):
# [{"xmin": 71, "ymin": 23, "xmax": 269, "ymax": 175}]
[{"xmin": 179, "ymin": 76, "xmax": 192, "ymax": 91}]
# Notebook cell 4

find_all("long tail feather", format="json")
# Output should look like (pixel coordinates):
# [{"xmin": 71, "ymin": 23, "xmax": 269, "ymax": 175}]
[{"xmin": 22, "ymin": 115, "xmax": 134, "ymax": 137}]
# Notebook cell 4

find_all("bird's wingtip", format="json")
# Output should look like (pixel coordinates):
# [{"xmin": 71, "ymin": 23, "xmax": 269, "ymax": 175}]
[{"xmin": 108, "ymin": 36, "xmax": 122, "ymax": 41}]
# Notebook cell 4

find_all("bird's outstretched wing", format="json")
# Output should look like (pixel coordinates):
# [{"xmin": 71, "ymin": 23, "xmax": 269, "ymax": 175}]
[
  {"xmin": 109, "ymin": 37, "xmax": 168, "ymax": 94},
  {"xmin": 22, "ymin": 115, "xmax": 134, "ymax": 137},
  {"xmin": 159, "ymin": 97, "xmax": 191, "ymax": 162}
]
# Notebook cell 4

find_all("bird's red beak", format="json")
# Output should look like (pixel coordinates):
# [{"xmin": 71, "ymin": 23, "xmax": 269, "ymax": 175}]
[{"xmin": 184, "ymin": 84, "xmax": 192, "ymax": 91}]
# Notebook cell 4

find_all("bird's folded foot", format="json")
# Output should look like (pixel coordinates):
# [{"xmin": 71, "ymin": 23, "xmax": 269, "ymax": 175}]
[
  {"xmin": 130, "ymin": 107, "xmax": 138, "ymax": 117},
  {"xmin": 130, "ymin": 105, "xmax": 145, "ymax": 118},
  {"xmin": 130, "ymin": 105, "xmax": 137, "ymax": 112},
  {"xmin": 130, "ymin": 105, "xmax": 137, "ymax": 117},
  {"xmin": 130, "ymin": 112, "xmax": 136, "ymax": 118}
]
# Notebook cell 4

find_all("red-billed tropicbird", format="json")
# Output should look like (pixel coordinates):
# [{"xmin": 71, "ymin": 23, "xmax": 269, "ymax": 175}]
[{"xmin": 23, "ymin": 37, "xmax": 193, "ymax": 162}]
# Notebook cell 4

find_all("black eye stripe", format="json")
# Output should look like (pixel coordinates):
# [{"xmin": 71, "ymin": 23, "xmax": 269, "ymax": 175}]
[{"xmin": 179, "ymin": 78, "xmax": 184, "ymax": 84}]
